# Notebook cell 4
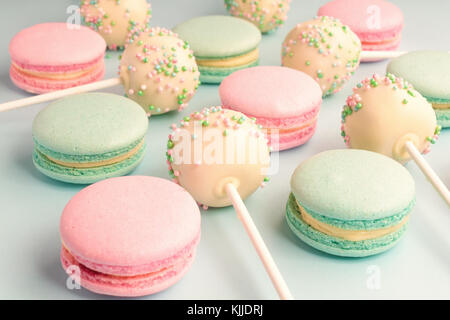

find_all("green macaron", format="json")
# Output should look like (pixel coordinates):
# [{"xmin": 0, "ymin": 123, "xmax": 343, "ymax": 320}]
[
  {"xmin": 387, "ymin": 51, "xmax": 450, "ymax": 128},
  {"xmin": 32, "ymin": 93, "xmax": 148, "ymax": 184},
  {"xmin": 286, "ymin": 149, "xmax": 415, "ymax": 257},
  {"xmin": 173, "ymin": 15, "xmax": 261, "ymax": 84}
]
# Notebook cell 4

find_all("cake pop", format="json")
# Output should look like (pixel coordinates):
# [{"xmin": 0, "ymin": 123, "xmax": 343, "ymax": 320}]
[
  {"xmin": 167, "ymin": 106, "xmax": 270, "ymax": 208},
  {"xmin": 282, "ymin": 16, "xmax": 361, "ymax": 96},
  {"xmin": 119, "ymin": 27, "xmax": 200, "ymax": 115},
  {"xmin": 80, "ymin": 0, "xmax": 152, "ymax": 50},
  {"xmin": 225, "ymin": 0, "xmax": 291, "ymax": 33}
]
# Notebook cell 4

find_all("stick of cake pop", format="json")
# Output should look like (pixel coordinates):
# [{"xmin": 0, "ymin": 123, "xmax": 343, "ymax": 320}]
[
  {"xmin": 167, "ymin": 106, "xmax": 293, "ymax": 300},
  {"xmin": 404, "ymin": 141, "xmax": 450, "ymax": 206},
  {"xmin": 225, "ymin": 184, "xmax": 294, "ymax": 300},
  {"xmin": 0, "ymin": 27, "xmax": 200, "ymax": 116},
  {"xmin": 0, "ymin": 78, "xmax": 121, "ymax": 112},
  {"xmin": 0, "ymin": 47, "xmax": 413, "ymax": 113},
  {"xmin": 341, "ymin": 73, "xmax": 450, "ymax": 207}
]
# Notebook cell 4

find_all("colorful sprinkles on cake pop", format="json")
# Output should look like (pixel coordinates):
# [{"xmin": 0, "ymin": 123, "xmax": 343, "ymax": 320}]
[
  {"xmin": 341, "ymin": 73, "xmax": 442, "ymax": 150},
  {"xmin": 225, "ymin": 0, "xmax": 291, "ymax": 33},
  {"xmin": 282, "ymin": 16, "xmax": 361, "ymax": 97},
  {"xmin": 80, "ymin": 0, "xmax": 152, "ymax": 51},
  {"xmin": 166, "ymin": 106, "xmax": 270, "ymax": 209},
  {"xmin": 119, "ymin": 27, "xmax": 200, "ymax": 115}
]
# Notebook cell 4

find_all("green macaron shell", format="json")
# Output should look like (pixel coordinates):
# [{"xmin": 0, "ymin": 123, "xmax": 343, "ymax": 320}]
[
  {"xmin": 286, "ymin": 195, "xmax": 408, "ymax": 257},
  {"xmin": 387, "ymin": 51, "xmax": 450, "ymax": 100},
  {"xmin": 173, "ymin": 15, "xmax": 262, "ymax": 59},
  {"xmin": 387, "ymin": 51, "xmax": 450, "ymax": 127},
  {"xmin": 198, "ymin": 60, "xmax": 259, "ymax": 83},
  {"xmin": 435, "ymin": 109, "xmax": 450, "ymax": 127},
  {"xmin": 290, "ymin": 149, "xmax": 415, "ymax": 225},
  {"xmin": 33, "ymin": 144, "xmax": 145, "ymax": 184},
  {"xmin": 32, "ymin": 92, "xmax": 148, "ymax": 183},
  {"xmin": 32, "ymin": 92, "xmax": 148, "ymax": 158},
  {"xmin": 287, "ymin": 149, "xmax": 415, "ymax": 257}
]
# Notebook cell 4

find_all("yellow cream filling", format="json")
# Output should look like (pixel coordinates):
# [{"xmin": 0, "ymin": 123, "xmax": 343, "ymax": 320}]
[
  {"xmin": 43, "ymin": 140, "xmax": 144, "ymax": 168},
  {"xmin": 362, "ymin": 34, "xmax": 401, "ymax": 45},
  {"xmin": 431, "ymin": 102, "xmax": 450, "ymax": 110},
  {"xmin": 12, "ymin": 60, "xmax": 102, "ymax": 80},
  {"xmin": 196, "ymin": 48, "xmax": 259, "ymax": 68},
  {"xmin": 265, "ymin": 116, "xmax": 318, "ymax": 135},
  {"xmin": 62, "ymin": 243, "xmax": 169, "ymax": 279},
  {"xmin": 296, "ymin": 200, "xmax": 409, "ymax": 241}
]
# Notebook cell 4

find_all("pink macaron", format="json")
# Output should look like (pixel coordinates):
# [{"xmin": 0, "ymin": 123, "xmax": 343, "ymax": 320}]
[
  {"xmin": 318, "ymin": 0, "xmax": 404, "ymax": 58},
  {"xmin": 60, "ymin": 176, "xmax": 201, "ymax": 297},
  {"xmin": 219, "ymin": 66, "xmax": 322, "ymax": 151},
  {"xmin": 9, "ymin": 23, "xmax": 106, "ymax": 94}
]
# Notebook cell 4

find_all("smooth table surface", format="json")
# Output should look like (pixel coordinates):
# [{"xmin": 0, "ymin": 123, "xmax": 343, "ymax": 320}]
[{"xmin": 0, "ymin": 0, "xmax": 449, "ymax": 299}]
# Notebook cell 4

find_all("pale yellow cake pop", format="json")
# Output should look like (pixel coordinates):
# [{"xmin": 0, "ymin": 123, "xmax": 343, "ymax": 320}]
[
  {"xmin": 341, "ymin": 73, "xmax": 441, "ymax": 163},
  {"xmin": 225, "ymin": 0, "xmax": 291, "ymax": 33},
  {"xmin": 166, "ymin": 107, "xmax": 271, "ymax": 208},
  {"xmin": 282, "ymin": 16, "xmax": 361, "ymax": 96},
  {"xmin": 80, "ymin": 0, "xmax": 151, "ymax": 50},
  {"xmin": 119, "ymin": 27, "xmax": 200, "ymax": 116}
]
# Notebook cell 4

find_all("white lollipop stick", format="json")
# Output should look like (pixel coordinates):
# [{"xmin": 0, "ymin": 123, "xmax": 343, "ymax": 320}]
[
  {"xmin": 225, "ymin": 183, "xmax": 294, "ymax": 300},
  {"xmin": 361, "ymin": 50, "xmax": 450, "ymax": 61},
  {"xmin": 405, "ymin": 141, "xmax": 450, "ymax": 207},
  {"xmin": 361, "ymin": 50, "xmax": 407, "ymax": 61},
  {"xmin": 0, "ymin": 77, "xmax": 121, "ymax": 112}
]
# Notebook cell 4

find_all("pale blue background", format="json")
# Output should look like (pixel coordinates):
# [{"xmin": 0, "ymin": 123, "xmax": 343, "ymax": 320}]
[{"xmin": 0, "ymin": 0, "xmax": 449, "ymax": 299}]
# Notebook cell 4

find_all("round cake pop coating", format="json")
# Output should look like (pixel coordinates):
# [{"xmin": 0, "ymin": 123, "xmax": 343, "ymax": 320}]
[
  {"xmin": 80, "ymin": 0, "xmax": 151, "ymax": 50},
  {"xmin": 225, "ymin": 0, "xmax": 291, "ymax": 33},
  {"xmin": 119, "ymin": 27, "xmax": 200, "ymax": 116},
  {"xmin": 282, "ymin": 16, "xmax": 361, "ymax": 97},
  {"xmin": 167, "ymin": 106, "xmax": 270, "ymax": 208},
  {"xmin": 341, "ymin": 73, "xmax": 440, "ymax": 162}
]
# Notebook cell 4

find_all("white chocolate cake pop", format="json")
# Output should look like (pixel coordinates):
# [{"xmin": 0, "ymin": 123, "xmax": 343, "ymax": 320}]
[
  {"xmin": 167, "ymin": 106, "xmax": 271, "ymax": 208},
  {"xmin": 119, "ymin": 27, "xmax": 200, "ymax": 116},
  {"xmin": 225, "ymin": 0, "xmax": 291, "ymax": 33},
  {"xmin": 341, "ymin": 73, "xmax": 441, "ymax": 163},
  {"xmin": 282, "ymin": 16, "xmax": 361, "ymax": 97},
  {"xmin": 80, "ymin": 0, "xmax": 152, "ymax": 50}
]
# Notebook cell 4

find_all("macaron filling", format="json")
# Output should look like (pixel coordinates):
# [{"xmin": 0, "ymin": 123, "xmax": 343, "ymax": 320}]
[
  {"xmin": 62, "ymin": 232, "xmax": 199, "ymax": 277},
  {"xmin": 40, "ymin": 139, "xmax": 145, "ymax": 168},
  {"xmin": 34, "ymin": 137, "xmax": 145, "ymax": 169},
  {"xmin": 294, "ymin": 198, "xmax": 410, "ymax": 241},
  {"xmin": 11, "ymin": 58, "xmax": 104, "ymax": 81},
  {"xmin": 196, "ymin": 48, "xmax": 259, "ymax": 68},
  {"xmin": 286, "ymin": 195, "xmax": 409, "ymax": 254},
  {"xmin": 428, "ymin": 98, "xmax": 450, "ymax": 110},
  {"xmin": 253, "ymin": 108, "xmax": 319, "ymax": 132}
]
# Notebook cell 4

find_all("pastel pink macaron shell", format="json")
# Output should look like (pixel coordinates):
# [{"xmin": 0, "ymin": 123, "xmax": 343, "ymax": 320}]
[
  {"xmin": 60, "ymin": 176, "xmax": 201, "ymax": 295},
  {"xmin": 318, "ymin": 0, "xmax": 404, "ymax": 44},
  {"xmin": 9, "ymin": 22, "xmax": 106, "ymax": 71},
  {"xmin": 220, "ymin": 66, "xmax": 321, "ymax": 150},
  {"xmin": 220, "ymin": 66, "xmax": 322, "ymax": 118},
  {"xmin": 61, "ymin": 246, "xmax": 195, "ymax": 297}
]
